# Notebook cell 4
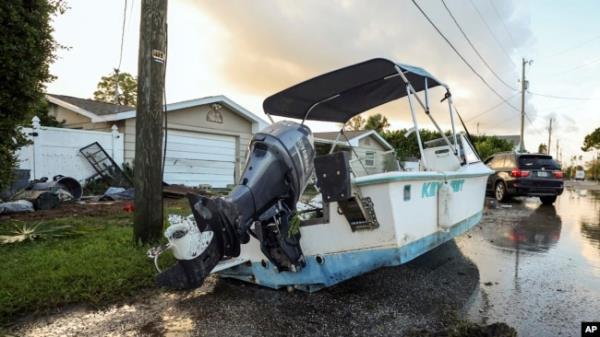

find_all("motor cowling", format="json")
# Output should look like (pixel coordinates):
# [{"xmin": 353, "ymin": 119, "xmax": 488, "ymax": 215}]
[{"xmin": 157, "ymin": 121, "xmax": 315, "ymax": 289}]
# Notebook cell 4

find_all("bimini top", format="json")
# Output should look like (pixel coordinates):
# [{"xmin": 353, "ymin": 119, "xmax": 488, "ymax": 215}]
[{"xmin": 263, "ymin": 58, "xmax": 446, "ymax": 123}]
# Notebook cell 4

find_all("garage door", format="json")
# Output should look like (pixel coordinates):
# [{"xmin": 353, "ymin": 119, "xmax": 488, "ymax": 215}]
[{"xmin": 164, "ymin": 130, "xmax": 236, "ymax": 188}]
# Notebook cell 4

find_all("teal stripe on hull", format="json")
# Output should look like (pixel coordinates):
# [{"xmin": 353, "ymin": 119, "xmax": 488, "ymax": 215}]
[
  {"xmin": 218, "ymin": 211, "xmax": 483, "ymax": 292},
  {"xmin": 353, "ymin": 171, "xmax": 490, "ymax": 186}
]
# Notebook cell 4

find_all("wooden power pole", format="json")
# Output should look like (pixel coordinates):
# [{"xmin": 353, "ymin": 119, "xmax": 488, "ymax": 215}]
[
  {"xmin": 134, "ymin": 0, "xmax": 168, "ymax": 244},
  {"xmin": 519, "ymin": 58, "xmax": 532, "ymax": 153},
  {"xmin": 547, "ymin": 118, "xmax": 552, "ymax": 155}
]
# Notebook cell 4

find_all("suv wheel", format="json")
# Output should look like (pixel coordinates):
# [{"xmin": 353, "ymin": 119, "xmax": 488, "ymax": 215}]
[
  {"xmin": 540, "ymin": 195, "xmax": 557, "ymax": 205},
  {"xmin": 495, "ymin": 181, "xmax": 508, "ymax": 202}
]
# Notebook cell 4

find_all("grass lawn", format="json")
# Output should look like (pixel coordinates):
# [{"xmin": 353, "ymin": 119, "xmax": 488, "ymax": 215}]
[{"xmin": 0, "ymin": 199, "xmax": 189, "ymax": 326}]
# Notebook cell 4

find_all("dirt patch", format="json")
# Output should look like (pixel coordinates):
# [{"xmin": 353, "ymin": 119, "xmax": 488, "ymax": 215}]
[
  {"xmin": 0, "ymin": 198, "xmax": 189, "ymax": 223},
  {"xmin": 0, "ymin": 201, "xmax": 130, "ymax": 222}
]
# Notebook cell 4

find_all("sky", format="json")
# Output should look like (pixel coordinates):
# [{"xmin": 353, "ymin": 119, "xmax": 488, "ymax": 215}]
[{"xmin": 46, "ymin": 0, "xmax": 600, "ymax": 164}]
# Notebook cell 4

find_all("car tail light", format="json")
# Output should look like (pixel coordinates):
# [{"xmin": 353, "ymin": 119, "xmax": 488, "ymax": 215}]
[
  {"xmin": 511, "ymin": 168, "xmax": 530, "ymax": 177},
  {"xmin": 553, "ymin": 170, "xmax": 564, "ymax": 179}
]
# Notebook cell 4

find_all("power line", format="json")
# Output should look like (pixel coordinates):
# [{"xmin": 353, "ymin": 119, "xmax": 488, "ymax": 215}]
[
  {"xmin": 413, "ymin": 0, "xmax": 545, "ymax": 138},
  {"xmin": 411, "ymin": 0, "xmax": 518, "ymax": 114},
  {"xmin": 543, "ymin": 55, "xmax": 600, "ymax": 78},
  {"xmin": 468, "ymin": 0, "xmax": 516, "ymax": 68},
  {"xmin": 441, "ymin": 0, "xmax": 517, "ymax": 91},
  {"xmin": 117, "ymin": 0, "xmax": 128, "ymax": 70},
  {"xmin": 524, "ymin": 112, "xmax": 543, "ymax": 135},
  {"xmin": 487, "ymin": 0, "xmax": 518, "ymax": 48},
  {"xmin": 537, "ymin": 34, "xmax": 600, "ymax": 62},
  {"xmin": 466, "ymin": 92, "xmax": 519, "ymax": 122},
  {"xmin": 113, "ymin": 0, "xmax": 129, "ymax": 109}
]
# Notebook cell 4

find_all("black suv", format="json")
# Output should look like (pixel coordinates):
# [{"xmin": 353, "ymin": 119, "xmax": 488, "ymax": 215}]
[{"xmin": 484, "ymin": 152, "xmax": 564, "ymax": 205}]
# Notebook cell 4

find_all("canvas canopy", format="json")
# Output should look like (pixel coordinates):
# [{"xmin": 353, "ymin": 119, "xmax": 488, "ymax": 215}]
[{"xmin": 263, "ymin": 58, "xmax": 446, "ymax": 123}]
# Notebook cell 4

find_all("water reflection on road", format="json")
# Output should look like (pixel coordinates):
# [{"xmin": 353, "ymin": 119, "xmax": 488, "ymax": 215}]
[{"xmin": 458, "ymin": 189, "xmax": 600, "ymax": 337}]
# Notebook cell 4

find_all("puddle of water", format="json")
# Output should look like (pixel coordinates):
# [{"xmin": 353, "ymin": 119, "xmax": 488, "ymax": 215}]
[{"xmin": 458, "ymin": 189, "xmax": 600, "ymax": 337}]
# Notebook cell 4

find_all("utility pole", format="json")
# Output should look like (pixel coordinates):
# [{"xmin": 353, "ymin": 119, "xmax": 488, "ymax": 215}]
[
  {"xmin": 134, "ymin": 0, "xmax": 168, "ymax": 244},
  {"xmin": 556, "ymin": 139, "xmax": 560, "ymax": 160},
  {"xmin": 547, "ymin": 118, "xmax": 552, "ymax": 155},
  {"xmin": 520, "ymin": 58, "xmax": 532, "ymax": 153},
  {"xmin": 476, "ymin": 122, "xmax": 480, "ymax": 136}
]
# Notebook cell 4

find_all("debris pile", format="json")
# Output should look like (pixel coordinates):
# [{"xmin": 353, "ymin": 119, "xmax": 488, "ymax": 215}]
[{"xmin": 0, "ymin": 175, "xmax": 82, "ymax": 214}]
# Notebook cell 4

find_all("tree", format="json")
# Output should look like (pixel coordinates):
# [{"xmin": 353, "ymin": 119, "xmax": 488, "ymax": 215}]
[
  {"xmin": 380, "ymin": 129, "xmax": 514, "ymax": 162},
  {"xmin": 0, "ymin": 1, "xmax": 65, "ymax": 190},
  {"xmin": 381, "ymin": 128, "xmax": 442, "ymax": 161},
  {"xmin": 345, "ymin": 115, "xmax": 365, "ymax": 131},
  {"xmin": 470, "ymin": 135, "xmax": 515, "ymax": 160},
  {"xmin": 538, "ymin": 143, "xmax": 547, "ymax": 154},
  {"xmin": 582, "ymin": 128, "xmax": 600, "ymax": 152},
  {"xmin": 93, "ymin": 71, "xmax": 138, "ymax": 106},
  {"xmin": 365, "ymin": 114, "xmax": 390, "ymax": 133}
]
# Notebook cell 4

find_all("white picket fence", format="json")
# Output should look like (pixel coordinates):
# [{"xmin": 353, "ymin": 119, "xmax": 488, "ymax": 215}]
[{"xmin": 16, "ymin": 116, "xmax": 124, "ymax": 183}]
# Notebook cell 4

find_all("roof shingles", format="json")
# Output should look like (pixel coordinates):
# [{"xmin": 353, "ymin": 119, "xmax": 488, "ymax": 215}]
[{"xmin": 48, "ymin": 94, "xmax": 133, "ymax": 116}]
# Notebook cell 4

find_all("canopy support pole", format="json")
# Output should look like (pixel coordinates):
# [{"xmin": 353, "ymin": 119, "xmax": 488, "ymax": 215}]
[
  {"xmin": 328, "ymin": 128, "xmax": 344, "ymax": 154},
  {"xmin": 406, "ymin": 85, "xmax": 427, "ymax": 170},
  {"xmin": 301, "ymin": 94, "xmax": 341, "ymax": 125},
  {"xmin": 394, "ymin": 65, "xmax": 459, "ymax": 160},
  {"xmin": 265, "ymin": 113, "xmax": 275, "ymax": 124},
  {"xmin": 445, "ymin": 90, "xmax": 459, "ymax": 156}
]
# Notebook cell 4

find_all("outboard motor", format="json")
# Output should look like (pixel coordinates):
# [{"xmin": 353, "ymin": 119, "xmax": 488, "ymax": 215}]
[{"xmin": 157, "ymin": 121, "xmax": 315, "ymax": 289}]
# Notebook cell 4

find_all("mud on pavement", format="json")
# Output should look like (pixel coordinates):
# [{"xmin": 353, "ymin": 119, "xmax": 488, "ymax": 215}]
[{"xmin": 8, "ymin": 239, "xmax": 482, "ymax": 337}]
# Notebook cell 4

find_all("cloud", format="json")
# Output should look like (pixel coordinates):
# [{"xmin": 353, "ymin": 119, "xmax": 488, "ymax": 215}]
[{"xmin": 187, "ymin": 0, "xmax": 534, "ymax": 133}]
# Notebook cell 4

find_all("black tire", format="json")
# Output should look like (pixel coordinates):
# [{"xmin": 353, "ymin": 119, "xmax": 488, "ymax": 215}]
[
  {"xmin": 495, "ymin": 181, "xmax": 509, "ymax": 202},
  {"xmin": 540, "ymin": 195, "xmax": 557, "ymax": 205}
]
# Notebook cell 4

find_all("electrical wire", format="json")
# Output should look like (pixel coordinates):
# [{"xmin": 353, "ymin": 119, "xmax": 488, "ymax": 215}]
[
  {"xmin": 542, "ymin": 55, "xmax": 600, "ymax": 78},
  {"xmin": 414, "ymin": 1, "xmax": 552, "ymax": 141},
  {"xmin": 487, "ymin": 0, "xmax": 518, "ymax": 48},
  {"xmin": 117, "ymin": 0, "xmax": 128, "ymax": 70},
  {"xmin": 524, "ymin": 113, "xmax": 543, "ymax": 135},
  {"xmin": 441, "ymin": 0, "xmax": 517, "ymax": 91},
  {"xmin": 113, "ymin": 0, "xmax": 129, "ymax": 111},
  {"xmin": 411, "ymin": 0, "xmax": 518, "ymax": 113},
  {"xmin": 536, "ymin": 34, "xmax": 600, "ymax": 62},
  {"xmin": 466, "ymin": 92, "xmax": 519, "ymax": 122},
  {"xmin": 468, "ymin": 0, "xmax": 516, "ymax": 68}
]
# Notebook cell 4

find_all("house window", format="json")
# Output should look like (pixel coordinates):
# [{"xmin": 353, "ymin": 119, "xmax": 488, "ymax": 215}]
[{"xmin": 365, "ymin": 151, "xmax": 375, "ymax": 167}]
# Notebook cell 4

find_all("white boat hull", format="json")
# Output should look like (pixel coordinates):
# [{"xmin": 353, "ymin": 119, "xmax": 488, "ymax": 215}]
[{"xmin": 218, "ymin": 162, "xmax": 491, "ymax": 291}]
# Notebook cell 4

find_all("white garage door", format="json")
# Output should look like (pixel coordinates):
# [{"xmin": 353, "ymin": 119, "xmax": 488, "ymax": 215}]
[{"xmin": 164, "ymin": 130, "xmax": 236, "ymax": 188}]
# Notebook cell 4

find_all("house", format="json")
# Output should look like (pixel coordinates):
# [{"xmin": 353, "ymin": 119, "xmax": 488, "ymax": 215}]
[
  {"xmin": 46, "ymin": 94, "xmax": 269, "ymax": 188},
  {"xmin": 313, "ymin": 130, "xmax": 396, "ymax": 175}
]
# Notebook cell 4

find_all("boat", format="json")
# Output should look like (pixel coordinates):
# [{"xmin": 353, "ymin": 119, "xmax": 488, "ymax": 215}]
[{"xmin": 153, "ymin": 58, "xmax": 493, "ymax": 292}]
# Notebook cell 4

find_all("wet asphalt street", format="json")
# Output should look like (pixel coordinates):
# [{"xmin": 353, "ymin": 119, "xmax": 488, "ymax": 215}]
[
  {"xmin": 9, "ymin": 185, "xmax": 600, "ymax": 336},
  {"xmin": 459, "ymin": 187, "xmax": 600, "ymax": 337}
]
